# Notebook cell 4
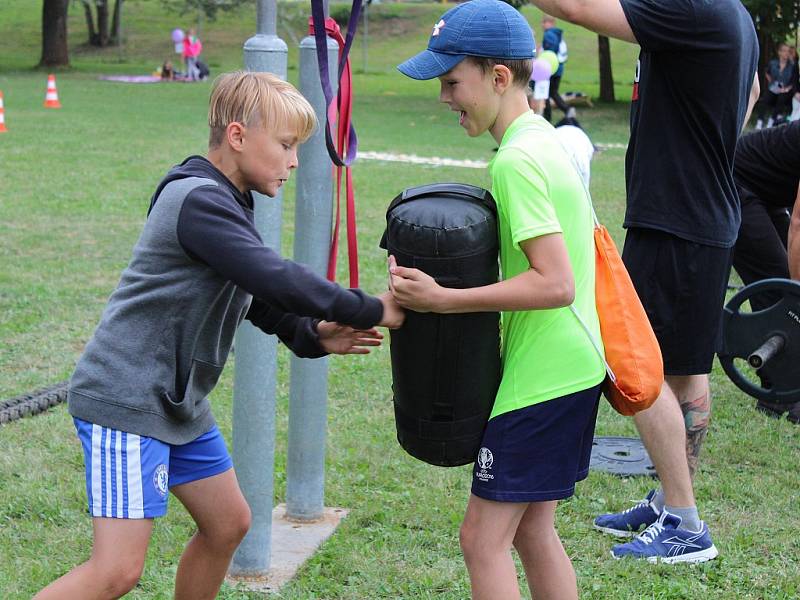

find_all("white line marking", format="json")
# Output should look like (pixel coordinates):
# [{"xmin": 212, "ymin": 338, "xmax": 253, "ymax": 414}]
[{"xmin": 359, "ymin": 145, "xmax": 627, "ymax": 169}]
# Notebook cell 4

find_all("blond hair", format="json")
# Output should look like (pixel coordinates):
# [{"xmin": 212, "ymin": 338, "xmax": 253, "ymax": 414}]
[{"xmin": 208, "ymin": 71, "xmax": 317, "ymax": 147}]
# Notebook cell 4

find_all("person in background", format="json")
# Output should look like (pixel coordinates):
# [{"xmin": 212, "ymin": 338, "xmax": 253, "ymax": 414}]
[
  {"xmin": 541, "ymin": 15, "xmax": 574, "ymax": 123},
  {"xmin": 755, "ymin": 43, "xmax": 795, "ymax": 129},
  {"xmin": 161, "ymin": 60, "xmax": 176, "ymax": 81},
  {"xmin": 183, "ymin": 28, "xmax": 203, "ymax": 82},
  {"xmin": 731, "ymin": 120, "xmax": 800, "ymax": 423}
]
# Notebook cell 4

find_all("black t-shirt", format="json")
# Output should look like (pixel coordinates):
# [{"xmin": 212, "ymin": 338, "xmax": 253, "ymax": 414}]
[
  {"xmin": 734, "ymin": 121, "xmax": 800, "ymax": 208},
  {"xmin": 619, "ymin": 0, "xmax": 759, "ymax": 248}
]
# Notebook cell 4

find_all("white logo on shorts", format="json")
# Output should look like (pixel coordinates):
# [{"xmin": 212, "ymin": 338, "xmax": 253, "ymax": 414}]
[
  {"xmin": 153, "ymin": 464, "xmax": 169, "ymax": 497},
  {"xmin": 476, "ymin": 447, "xmax": 495, "ymax": 482},
  {"xmin": 477, "ymin": 447, "xmax": 494, "ymax": 470}
]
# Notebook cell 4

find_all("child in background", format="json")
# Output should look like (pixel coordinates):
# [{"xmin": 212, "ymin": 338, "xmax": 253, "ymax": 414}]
[
  {"xmin": 160, "ymin": 60, "xmax": 176, "ymax": 80},
  {"xmin": 182, "ymin": 28, "xmax": 203, "ymax": 81}
]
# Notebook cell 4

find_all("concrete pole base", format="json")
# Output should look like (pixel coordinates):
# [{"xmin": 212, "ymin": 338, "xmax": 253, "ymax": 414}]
[{"xmin": 226, "ymin": 503, "xmax": 349, "ymax": 594}]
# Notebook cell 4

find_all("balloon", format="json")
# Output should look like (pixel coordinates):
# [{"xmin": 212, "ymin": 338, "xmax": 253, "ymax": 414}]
[
  {"xmin": 172, "ymin": 28, "xmax": 185, "ymax": 43},
  {"xmin": 530, "ymin": 58, "xmax": 553, "ymax": 82},
  {"xmin": 540, "ymin": 50, "xmax": 559, "ymax": 74}
]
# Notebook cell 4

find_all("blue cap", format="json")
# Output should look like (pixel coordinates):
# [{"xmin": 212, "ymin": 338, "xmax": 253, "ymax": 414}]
[{"xmin": 397, "ymin": 0, "xmax": 536, "ymax": 80}]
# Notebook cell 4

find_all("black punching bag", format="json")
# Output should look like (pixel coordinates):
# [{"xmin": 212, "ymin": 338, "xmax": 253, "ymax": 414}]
[{"xmin": 382, "ymin": 183, "xmax": 502, "ymax": 467}]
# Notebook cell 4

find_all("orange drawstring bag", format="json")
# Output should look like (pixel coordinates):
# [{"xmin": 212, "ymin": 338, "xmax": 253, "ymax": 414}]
[
  {"xmin": 591, "ymin": 223, "xmax": 663, "ymax": 415},
  {"xmin": 568, "ymin": 184, "xmax": 663, "ymax": 416},
  {"xmin": 516, "ymin": 125, "xmax": 664, "ymax": 415}
]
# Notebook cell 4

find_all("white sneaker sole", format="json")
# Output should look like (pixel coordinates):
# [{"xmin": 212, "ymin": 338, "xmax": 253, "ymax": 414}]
[
  {"xmin": 611, "ymin": 545, "xmax": 719, "ymax": 564},
  {"xmin": 593, "ymin": 524, "xmax": 636, "ymax": 538}
]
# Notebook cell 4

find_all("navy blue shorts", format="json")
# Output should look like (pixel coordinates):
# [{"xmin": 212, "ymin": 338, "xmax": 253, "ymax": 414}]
[{"xmin": 472, "ymin": 384, "xmax": 601, "ymax": 503}]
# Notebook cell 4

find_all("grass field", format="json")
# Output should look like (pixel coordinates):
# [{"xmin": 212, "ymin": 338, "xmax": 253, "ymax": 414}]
[{"xmin": 1, "ymin": 1, "xmax": 799, "ymax": 598}]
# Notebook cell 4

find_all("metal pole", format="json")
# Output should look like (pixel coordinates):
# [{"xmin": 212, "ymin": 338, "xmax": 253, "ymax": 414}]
[
  {"xmin": 286, "ymin": 0, "xmax": 339, "ymax": 521},
  {"xmin": 230, "ymin": 0, "xmax": 287, "ymax": 576}
]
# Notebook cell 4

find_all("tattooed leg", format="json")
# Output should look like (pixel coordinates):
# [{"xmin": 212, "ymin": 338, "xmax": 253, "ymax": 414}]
[
  {"xmin": 665, "ymin": 375, "xmax": 712, "ymax": 480},
  {"xmin": 678, "ymin": 390, "xmax": 711, "ymax": 479}
]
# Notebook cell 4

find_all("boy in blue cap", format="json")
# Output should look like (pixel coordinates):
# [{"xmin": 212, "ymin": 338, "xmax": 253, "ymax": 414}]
[{"xmin": 393, "ymin": 1, "xmax": 605, "ymax": 597}]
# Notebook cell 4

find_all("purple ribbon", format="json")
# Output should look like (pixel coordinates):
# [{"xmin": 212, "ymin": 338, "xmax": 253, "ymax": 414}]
[{"xmin": 310, "ymin": 0, "xmax": 362, "ymax": 167}]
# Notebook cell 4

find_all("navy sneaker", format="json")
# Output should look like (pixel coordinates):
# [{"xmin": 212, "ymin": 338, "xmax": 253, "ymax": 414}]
[
  {"xmin": 611, "ymin": 511, "xmax": 719, "ymax": 564},
  {"xmin": 593, "ymin": 490, "xmax": 660, "ymax": 537}
]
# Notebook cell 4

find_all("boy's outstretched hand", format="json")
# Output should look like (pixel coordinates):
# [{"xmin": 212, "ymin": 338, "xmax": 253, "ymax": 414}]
[{"xmin": 317, "ymin": 321, "xmax": 384, "ymax": 355}]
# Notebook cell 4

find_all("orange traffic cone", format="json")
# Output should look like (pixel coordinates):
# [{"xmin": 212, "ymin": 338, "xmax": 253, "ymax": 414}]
[
  {"xmin": 44, "ymin": 74, "xmax": 61, "ymax": 108},
  {"xmin": 0, "ymin": 91, "xmax": 7, "ymax": 132}
]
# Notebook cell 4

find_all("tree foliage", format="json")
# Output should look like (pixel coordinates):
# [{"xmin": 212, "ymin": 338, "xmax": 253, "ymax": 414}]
[{"xmin": 742, "ymin": 0, "xmax": 800, "ymax": 77}]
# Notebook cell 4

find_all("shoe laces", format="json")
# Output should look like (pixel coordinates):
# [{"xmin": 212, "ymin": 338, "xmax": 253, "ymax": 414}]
[
  {"xmin": 622, "ymin": 497, "xmax": 650, "ymax": 515},
  {"xmin": 636, "ymin": 513, "xmax": 667, "ymax": 545}
]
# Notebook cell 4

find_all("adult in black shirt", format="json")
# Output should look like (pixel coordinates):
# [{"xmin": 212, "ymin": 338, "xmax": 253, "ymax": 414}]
[
  {"xmin": 734, "ymin": 120, "xmax": 800, "ymax": 297},
  {"xmin": 732, "ymin": 121, "xmax": 800, "ymax": 422},
  {"xmin": 527, "ymin": 0, "xmax": 759, "ymax": 564}
]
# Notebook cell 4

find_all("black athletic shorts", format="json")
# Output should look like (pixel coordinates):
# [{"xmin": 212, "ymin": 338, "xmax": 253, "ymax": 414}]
[{"xmin": 621, "ymin": 228, "xmax": 732, "ymax": 376}]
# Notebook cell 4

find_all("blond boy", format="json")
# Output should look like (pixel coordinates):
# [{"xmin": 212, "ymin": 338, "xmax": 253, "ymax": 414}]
[{"xmin": 35, "ymin": 71, "xmax": 403, "ymax": 600}]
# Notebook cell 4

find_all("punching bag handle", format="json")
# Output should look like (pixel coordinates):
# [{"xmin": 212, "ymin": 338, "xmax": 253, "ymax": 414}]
[
  {"xmin": 387, "ymin": 183, "xmax": 497, "ymax": 216},
  {"xmin": 379, "ymin": 183, "xmax": 496, "ymax": 250}
]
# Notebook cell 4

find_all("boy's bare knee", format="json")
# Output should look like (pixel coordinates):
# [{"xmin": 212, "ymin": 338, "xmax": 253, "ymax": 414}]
[
  {"xmin": 231, "ymin": 502, "xmax": 252, "ymax": 541},
  {"xmin": 513, "ymin": 522, "xmax": 556, "ymax": 551},
  {"xmin": 90, "ymin": 557, "xmax": 145, "ymax": 597},
  {"xmin": 201, "ymin": 501, "xmax": 251, "ymax": 550},
  {"xmin": 459, "ymin": 519, "xmax": 481, "ymax": 558}
]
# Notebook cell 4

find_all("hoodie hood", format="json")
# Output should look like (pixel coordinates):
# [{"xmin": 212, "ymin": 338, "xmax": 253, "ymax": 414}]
[{"xmin": 148, "ymin": 155, "xmax": 253, "ymax": 215}]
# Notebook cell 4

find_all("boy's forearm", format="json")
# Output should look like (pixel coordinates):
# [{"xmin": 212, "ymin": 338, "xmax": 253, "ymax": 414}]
[
  {"xmin": 789, "ymin": 187, "xmax": 800, "ymax": 280},
  {"xmin": 246, "ymin": 300, "xmax": 327, "ymax": 358},
  {"xmin": 437, "ymin": 269, "xmax": 575, "ymax": 313},
  {"xmin": 178, "ymin": 189, "xmax": 382, "ymax": 329}
]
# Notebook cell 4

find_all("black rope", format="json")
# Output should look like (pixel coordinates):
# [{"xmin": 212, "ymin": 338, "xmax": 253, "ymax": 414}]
[{"xmin": 0, "ymin": 381, "xmax": 68, "ymax": 425}]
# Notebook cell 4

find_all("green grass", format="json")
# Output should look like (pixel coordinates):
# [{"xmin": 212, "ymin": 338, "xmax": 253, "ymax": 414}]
[{"xmin": 1, "ymin": 1, "xmax": 799, "ymax": 599}]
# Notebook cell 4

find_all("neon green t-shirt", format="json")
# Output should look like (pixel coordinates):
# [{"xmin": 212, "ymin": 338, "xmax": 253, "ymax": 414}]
[{"xmin": 488, "ymin": 111, "xmax": 605, "ymax": 419}]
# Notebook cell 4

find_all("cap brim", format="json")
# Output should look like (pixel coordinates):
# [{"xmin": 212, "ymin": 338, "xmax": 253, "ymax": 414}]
[{"xmin": 397, "ymin": 50, "xmax": 465, "ymax": 80}]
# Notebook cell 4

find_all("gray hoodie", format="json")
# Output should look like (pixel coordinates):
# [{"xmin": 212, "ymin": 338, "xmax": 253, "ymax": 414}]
[{"xmin": 68, "ymin": 156, "xmax": 382, "ymax": 444}]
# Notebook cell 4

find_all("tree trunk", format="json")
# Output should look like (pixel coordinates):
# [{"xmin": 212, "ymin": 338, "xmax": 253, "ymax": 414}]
[
  {"xmin": 755, "ymin": 10, "xmax": 775, "ymax": 91},
  {"xmin": 97, "ymin": 0, "xmax": 110, "ymax": 47},
  {"xmin": 80, "ymin": 0, "xmax": 99, "ymax": 46},
  {"xmin": 111, "ymin": 0, "xmax": 123, "ymax": 45},
  {"xmin": 40, "ymin": 0, "xmax": 70, "ymax": 67},
  {"xmin": 598, "ymin": 35, "xmax": 615, "ymax": 103}
]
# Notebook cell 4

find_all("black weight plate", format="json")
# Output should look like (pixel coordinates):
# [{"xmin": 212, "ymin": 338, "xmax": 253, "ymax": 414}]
[
  {"xmin": 718, "ymin": 279, "xmax": 800, "ymax": 404},
  {"xmin": 589, "ymin": 436, "xmax": 657, "ymax": 478}
]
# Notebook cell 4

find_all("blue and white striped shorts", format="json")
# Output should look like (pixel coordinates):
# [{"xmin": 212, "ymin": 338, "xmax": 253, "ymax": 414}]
[{"xmin": 73, "ymin": 418, "xmax": 232, "ymax": 519}]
